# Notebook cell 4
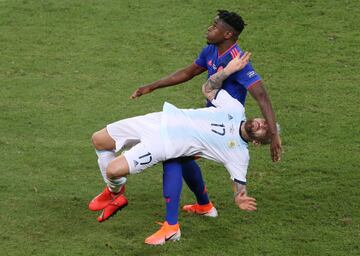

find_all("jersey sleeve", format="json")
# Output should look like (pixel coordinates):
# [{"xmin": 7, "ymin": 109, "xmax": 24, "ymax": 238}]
[
  {"xmin": 224, "ymin": 151, "xmax": 249, "ymax": 184},
  {"xmin": 211, "ymin": 89, "xmax": 244, "ymax": 111},
  {"xmin": 194, "ymin": 46, "xmax": 208, "ymax": 69},
  {"xmin": 234, "ymin": 62, "xmax": 262, "ymax": 89}
]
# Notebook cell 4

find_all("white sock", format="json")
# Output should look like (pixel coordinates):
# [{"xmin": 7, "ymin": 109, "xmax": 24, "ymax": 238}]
[
  {"xmin": 96, "ymin": 150, "xmax": 116, "ymax": 183},
  {"xmin": 95, "ymin": 150, "xmax": 127, "ymax": 193},
  {"xmin": 106, "ymin": 177, "xmax": 127, "ymax": 193}
]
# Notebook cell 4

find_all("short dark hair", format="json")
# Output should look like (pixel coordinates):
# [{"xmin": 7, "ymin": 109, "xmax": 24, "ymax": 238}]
[{"xmin": 217, "ymin": 10, "xmax": 246, "ymax": 36}]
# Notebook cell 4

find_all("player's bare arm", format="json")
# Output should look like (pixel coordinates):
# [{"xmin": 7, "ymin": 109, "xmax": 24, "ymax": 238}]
[
  {"xmin": 248, "ymin": 81, "xmax": 282, "ymax": 162},
  {"xmin": 130, "ymin": 63, "xmax": 206, "ymax": 99},
  {"xmin": 202, "ymin": 51, "xmax": 251, "ymax": 101},
  {"xmin": 202, "ymin": 69, "xmax": 229, "ymax": 100},
  {"xmin": 233, "ymin": 182, "xmax": 257, "ymax": 211}
]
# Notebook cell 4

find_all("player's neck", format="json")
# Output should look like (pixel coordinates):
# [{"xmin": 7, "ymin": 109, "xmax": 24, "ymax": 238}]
[
  {"xmin": 217, "ymin": 40, "xmax": 237, "ymax": 55},
  {"xmin": 239, "ymin": 121, "xmax": 251, "ymax": 142}
]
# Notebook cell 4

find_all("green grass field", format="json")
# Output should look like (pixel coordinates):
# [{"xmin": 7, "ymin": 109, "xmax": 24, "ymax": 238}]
[{"xmin": 1, "ymin": 0, "xmax": 359, "ymax": 255}]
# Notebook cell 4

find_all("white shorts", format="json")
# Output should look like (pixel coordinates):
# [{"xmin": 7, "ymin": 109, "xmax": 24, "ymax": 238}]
[{"xmin": 106, "ymin": 112, "xmax": 166, "ymax": 174}]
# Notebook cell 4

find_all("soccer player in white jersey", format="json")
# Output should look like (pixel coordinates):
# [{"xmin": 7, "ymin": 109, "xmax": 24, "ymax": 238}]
[{"xmin": 89, "ymin": 52, "xmax": 273, "ymax": 244}]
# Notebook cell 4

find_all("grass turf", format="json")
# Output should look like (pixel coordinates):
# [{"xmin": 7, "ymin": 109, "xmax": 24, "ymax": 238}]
[{"xmin": 0, "ymin": 0, "xmax": 359, "ymax": 255}]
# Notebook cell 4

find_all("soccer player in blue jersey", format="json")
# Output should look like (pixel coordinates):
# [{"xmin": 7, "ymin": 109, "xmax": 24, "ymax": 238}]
[
  {"xmin": 131, "ymin": 10, "xmax": 281, "ymax": 159},
  {"xmin": 130, "ymin": 10, "xmax": 281, "ymax": 242}
]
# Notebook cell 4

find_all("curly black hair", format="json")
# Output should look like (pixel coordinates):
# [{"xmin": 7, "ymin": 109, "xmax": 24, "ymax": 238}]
[{"xmin": 217, "ymin": 10, "xmax": 246, "ymax": 36}]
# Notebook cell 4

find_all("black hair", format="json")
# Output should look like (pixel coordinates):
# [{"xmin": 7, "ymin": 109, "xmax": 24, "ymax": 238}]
[{"xmin": 217, "ymin": 10, "xmax": 246, "ymax": 36}]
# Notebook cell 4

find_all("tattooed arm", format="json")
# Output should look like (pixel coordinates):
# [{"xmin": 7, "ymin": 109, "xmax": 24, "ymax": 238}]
[{"xmin": 202, "ymin": 52, "xmax": 251, "ymax": 101}]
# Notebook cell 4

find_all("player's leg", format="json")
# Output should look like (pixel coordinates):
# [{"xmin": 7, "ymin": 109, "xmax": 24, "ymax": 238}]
[
  {"xmin": 163, "ymin": 160, "xmax": 183, "ymax": 225},
  {"xmin": 181, "ymin": 158, "xmax": 218, "ymax": 217},
  {"xmin": 99, "ymin": 141, "xmax": 159, "ymax": 223},
  {"xmin": 144, "ymin": 159, "xmax": 182, "ymax": 245},
  {"xmin": 96, "ymin": 154, "xmax": 130, "ymax": 222},
  {"xmin": 106, "ymin": 154, "xmax": 130, "ymax": 184},
  {"xmin": 89, "ymin": 114, "xmax": 153, "ymax": 212},
  {"xmin": 181, "ymin": 158, "xmax": 209, "ymax": 204},
  {"xmin": 104, "ymin": 140, "xmax": 162, "ymax": 188},
  {"xmin": 92, "ymin": 128, "xmax": 124, "ymax": 183},
  {"xmin": 145, "ymin": 159, "xmax": 182, "ymax": 245},
  {"xmin": 91, "ymin": 113, "xmax": 163, "ymax": 221},
  {"xmin": 89, "ymin": 128, "xmax": 127, "ymax": 212},
  {"xmin": 91, "ymin": 112, "xmax": 161, "ymax": 190}
]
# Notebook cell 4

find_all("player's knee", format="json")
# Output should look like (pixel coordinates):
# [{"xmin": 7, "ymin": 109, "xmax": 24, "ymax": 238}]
[
  {"xmin": 106, "ymin": 161, "xmax": 119, "ymax": 179},
  {"xmin": 91, "ymin": 131, "xmax": 102, "ymax": 148},
  {"xmin": 92, "ymin": 129, "xmax": 114, "ymax": 150},
  {"xmin": 106, "ymin": 156, "xmax": 130, "ymax": 178}
]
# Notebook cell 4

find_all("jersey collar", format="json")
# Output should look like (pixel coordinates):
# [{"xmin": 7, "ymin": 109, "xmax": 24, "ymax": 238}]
[
  {"xmin": 239, "ymin": 121, "xmax": 249, "ymax": 144},
  {"xmin": 218, "ymin": 42, "xmax": 238, "ymax": 59}
]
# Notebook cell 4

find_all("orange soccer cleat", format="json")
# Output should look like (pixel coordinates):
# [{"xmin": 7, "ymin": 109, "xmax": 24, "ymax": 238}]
[
  {"xmin": 88, "ymin": 185, "xmax": 125, "ymax": 211},
  {"xmin": 145, "ymin": 222, "xmax": 181, "ymax": 245},
  {"xmin": 97, "ymin": 194, "xmax": 128, "ymax": 222},
  {"xmin": 182, "ymin": 202, "xmax": 218, "ymax": 217}
]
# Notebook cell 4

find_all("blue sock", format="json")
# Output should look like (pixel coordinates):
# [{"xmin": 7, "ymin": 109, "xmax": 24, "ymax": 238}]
[
  {"xmin": 163, "ymin": 159, "xmax": 183, "ymax": 225},
  {"xmin": 181, "ymin": 158, "xmax": 209, "ymax": 205}
]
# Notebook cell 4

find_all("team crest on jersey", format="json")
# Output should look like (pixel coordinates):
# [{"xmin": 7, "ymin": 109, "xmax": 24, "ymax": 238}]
[
  {"xmin": 228, "ymin": 114, "xmax": 233, "ymax": 120},
  {"xmin": 207, "ymin": 60, "xmax": 218, "ymax": 71},
  {"xmin": 227, "ymin": 140, "xmax": 237, "ymax": 149}
]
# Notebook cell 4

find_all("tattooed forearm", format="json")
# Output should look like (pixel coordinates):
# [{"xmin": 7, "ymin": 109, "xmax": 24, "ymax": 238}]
[
  {"xmin": 202, "ymin": 70, "xmax": 230, "ymax": 93},
  {"xmin": 233, "ymin": 182, "xmax": 247, "ymax": 198},
  {"xmin": 208, "ymin": 70, "xmax": 229, "ymax": 89}
]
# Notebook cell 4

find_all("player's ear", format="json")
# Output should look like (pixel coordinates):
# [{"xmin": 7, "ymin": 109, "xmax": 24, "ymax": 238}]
[{"xmin": 224, "ymin": 31, "xmax": 233, "ymax": 39}]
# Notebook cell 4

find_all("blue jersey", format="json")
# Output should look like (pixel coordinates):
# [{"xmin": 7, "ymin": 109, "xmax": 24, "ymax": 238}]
[{"xmin": 195, "ymin": 43, "xmax": 261, "ymax": 106}]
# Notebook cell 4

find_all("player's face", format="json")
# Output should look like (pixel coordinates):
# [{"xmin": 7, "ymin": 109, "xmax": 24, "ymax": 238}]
[
  {"xmin": 206, "ymin": 17, "xmax": 228, "ymax": 45},
  {"xmin": 246, "ymin": 118, "xmax": 269, "ymax": 142}
]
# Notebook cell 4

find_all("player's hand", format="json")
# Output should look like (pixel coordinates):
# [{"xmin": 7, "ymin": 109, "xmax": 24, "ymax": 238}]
[
  {"xmin": 130, "ymin": 85, "xmax": 153, "ymax": 99},
  {"xmin": 224, "ymin": 51, "xmax": 251, "ymax": 75},
  {"xmin": 235, "ymin": 190, "xmax": 257, "ymax": 211},
  {"xmin": 270, "ymin": 133, "xmax": 282, "ymax": 162}
]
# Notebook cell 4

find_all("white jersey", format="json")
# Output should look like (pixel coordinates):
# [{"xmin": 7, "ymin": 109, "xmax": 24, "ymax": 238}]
[{"xmin": 161, "ymin": 89, "xmax": 249, "ymax": 183}]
